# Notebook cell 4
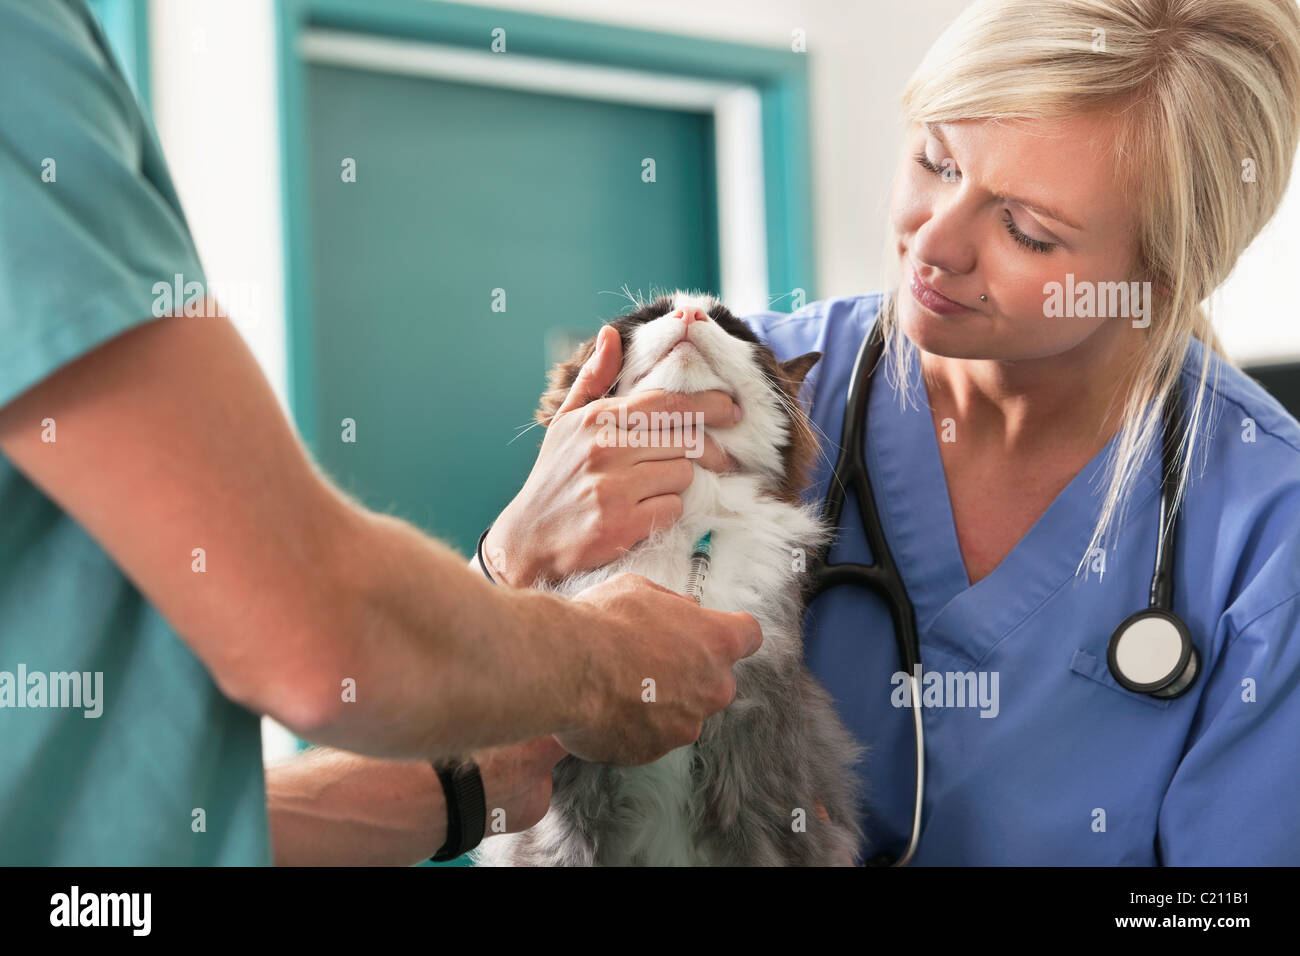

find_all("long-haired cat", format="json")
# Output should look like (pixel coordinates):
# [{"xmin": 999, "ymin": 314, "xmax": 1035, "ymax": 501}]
[{"xmin": 475, "ymin": 291, "xmax": 865, "ymax": 866}]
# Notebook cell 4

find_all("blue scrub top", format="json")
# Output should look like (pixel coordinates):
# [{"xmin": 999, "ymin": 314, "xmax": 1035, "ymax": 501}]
[
  {"xmin": 747, "ymin": 293, "xmax": 1300, "ymax": 865},
  {"xmin": 0, "ymin": 0, "xmax": 269, "ymax": 863}
]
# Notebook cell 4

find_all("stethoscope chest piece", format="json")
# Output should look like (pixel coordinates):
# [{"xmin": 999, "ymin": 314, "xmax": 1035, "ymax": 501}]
[{"xmin": 1107, "ymin": 608, "xmax": 1199, "ymax": 699}]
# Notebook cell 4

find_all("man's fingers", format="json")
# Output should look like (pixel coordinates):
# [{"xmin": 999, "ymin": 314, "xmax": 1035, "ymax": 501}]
[
  {"xmin": 618, "ymin": 431, "xmax": 734, "ymax": 474},
  {"xmin": 627, "ymin": 491, "xmax": 686, "ymax": 540},
  {"xmin": 695, "ymin": 434, "xmax": 736, "ymax": 474},
  {"xmin": 531, "ymin": 735, "xmax": 569, "ymax": 768},
  {"xmin": 619, "ymin": 572, "xmax": 695, "ymax": 603},
  {"xmin": 556, "ymin": 326, "xmax": 623, "ymax": 416},
  {"xmin": 619, "ymin": 388, "xmax": 742, "ymax": 429},
  {"xmin": 724, "ymin": 611, "xmax": 763, "ymax": 659},
  {"xmin": 484, "ymin": 735, "xmax": 567, "ymax": 775},
  {"xmin": 629, "ymin": 458, "xmax": 693, "ymax": 500}
]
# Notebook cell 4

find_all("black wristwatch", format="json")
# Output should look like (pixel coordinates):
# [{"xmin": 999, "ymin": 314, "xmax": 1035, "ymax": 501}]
[{"xmin": 430, "ymin": 759, "xmax": 487, "ymax": 862}]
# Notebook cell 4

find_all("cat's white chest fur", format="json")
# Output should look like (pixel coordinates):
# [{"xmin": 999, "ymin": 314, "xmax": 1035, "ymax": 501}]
[
  {"xmin": 563, "ymin": 464, "xmax": 820, "ymax": 670},
  {"xmin": 499, "ymin": 464, "xmax": 823, "ymax": 866}
]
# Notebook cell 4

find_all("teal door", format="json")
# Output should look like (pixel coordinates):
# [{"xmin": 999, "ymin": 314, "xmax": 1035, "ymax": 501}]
[{"xmin": 301, "ymin": 62, "xmax": 719, "ymax": 553}]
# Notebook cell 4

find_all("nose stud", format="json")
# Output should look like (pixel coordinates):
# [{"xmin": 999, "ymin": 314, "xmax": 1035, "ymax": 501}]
[{"xmin": 979, "ymin": 294, "xmax": 987, "ymax": 302}]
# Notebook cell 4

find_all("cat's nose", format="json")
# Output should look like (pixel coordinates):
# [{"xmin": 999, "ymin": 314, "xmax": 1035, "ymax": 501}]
[{"xmin": 672, "ymin": 306, "xmax": 710, "ymax": 324}]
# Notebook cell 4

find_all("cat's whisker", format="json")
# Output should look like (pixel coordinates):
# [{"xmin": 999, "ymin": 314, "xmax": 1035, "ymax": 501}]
[
  {"xmin": 769, "ymin": 381, "xmax": 839, "ymax": 459},
  {"xmin": 767, "ymin": 384, "xmax": 850, "ymax": 502},
  {"xmin": 507, "ymin": 418, "xmax": 548, "ymax": 445},
  {"xmin": 510, "ymin": 413, "xmax": 550, "ymax": 433},
  {"xmin": 595, "ymin": 283, "xmax": 647, "ymax": 313}
]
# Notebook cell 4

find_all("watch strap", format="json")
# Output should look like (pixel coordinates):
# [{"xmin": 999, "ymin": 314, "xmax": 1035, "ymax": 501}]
[{"xmin": 430, "ymin": 759, "xmax": 487, "ymax": 862}]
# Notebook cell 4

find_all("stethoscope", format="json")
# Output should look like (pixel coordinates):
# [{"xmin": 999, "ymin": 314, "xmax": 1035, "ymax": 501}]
[{"xmin": 808, "ymin": 321, "xmax": 1200, "ymax": 867}]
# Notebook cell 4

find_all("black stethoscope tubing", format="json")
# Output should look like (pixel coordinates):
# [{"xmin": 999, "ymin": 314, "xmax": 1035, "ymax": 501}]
[{"xmin": 808, "ymin": 320, "xmax": 1197, "ymax": 867}]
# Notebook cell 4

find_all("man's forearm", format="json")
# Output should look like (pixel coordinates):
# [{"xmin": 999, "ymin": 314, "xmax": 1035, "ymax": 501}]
[
  {"xmin": 0, "ymin": 309, "xmax": 614, "ymax": 768},
  {"xmin": 267, "ymin": 747, "xmax": 444, "ymax": 866},
  {"xmin": 268, "ymin": 737, "xmax": 561, "ymax": 866},
  {"xmin": 286, "ymin": 505, "xmax": 601, "ymax": 762}
]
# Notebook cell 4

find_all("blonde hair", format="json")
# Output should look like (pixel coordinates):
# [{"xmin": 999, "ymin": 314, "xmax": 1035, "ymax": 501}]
[{"xmin": 879, "ymin": 0, "xmax": 1300, "ymax": 569}]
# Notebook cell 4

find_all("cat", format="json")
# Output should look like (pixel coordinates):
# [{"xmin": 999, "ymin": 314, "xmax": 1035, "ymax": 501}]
[{"xmin": 474, "ymin": 291, "xmax": 866, "ymax": 866}]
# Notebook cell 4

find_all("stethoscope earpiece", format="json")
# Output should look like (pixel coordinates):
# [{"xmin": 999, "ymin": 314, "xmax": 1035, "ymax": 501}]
[{"xmin": 1107, "ymin": 608, "xmax": 1199, "ymax": 699}]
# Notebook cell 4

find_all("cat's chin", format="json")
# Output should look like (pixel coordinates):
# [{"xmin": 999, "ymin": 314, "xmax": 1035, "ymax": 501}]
[{"xmin": 628, "ymin": 359, "xmax": 732, "ymax": 399}]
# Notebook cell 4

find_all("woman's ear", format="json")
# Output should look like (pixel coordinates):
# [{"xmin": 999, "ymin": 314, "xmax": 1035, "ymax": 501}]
[{"xmin": 1143, "ymin": 263, "xmax": 1172, "ymax": 299}]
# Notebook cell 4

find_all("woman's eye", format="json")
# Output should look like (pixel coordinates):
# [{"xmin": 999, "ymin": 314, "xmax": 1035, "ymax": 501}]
[
  {"xmin": 1002, "ymin": 210, "xmax": 1057, "ymax": 254},
  {"xmin": 914, "ymin": 151, "xmax": 952, "ymax": 178},
  {"xmin": 914, "ymin": 148, "xmax": 1057, "ymax": 254}
]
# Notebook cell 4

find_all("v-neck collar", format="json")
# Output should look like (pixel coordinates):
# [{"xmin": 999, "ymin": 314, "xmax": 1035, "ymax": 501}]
[{"xmin": 866, "ymin": 339, "xmax": 1164, "ymax": 668}]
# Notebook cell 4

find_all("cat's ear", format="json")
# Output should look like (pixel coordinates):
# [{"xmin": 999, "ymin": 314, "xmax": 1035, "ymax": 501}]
[{"xmin": 778, "ymin": 351, "xmax": 821, "ymax": 391}]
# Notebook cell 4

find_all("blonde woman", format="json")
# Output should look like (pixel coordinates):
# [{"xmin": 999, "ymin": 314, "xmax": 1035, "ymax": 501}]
[{"xmin": 487, "ymin": 0, "xmax": 1300, "ymax": 863}]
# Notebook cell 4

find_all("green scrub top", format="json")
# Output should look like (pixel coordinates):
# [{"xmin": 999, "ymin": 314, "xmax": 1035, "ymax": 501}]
[{"xmin": 0, "ymin": 0, "xmax": 270, "ymax": 864}]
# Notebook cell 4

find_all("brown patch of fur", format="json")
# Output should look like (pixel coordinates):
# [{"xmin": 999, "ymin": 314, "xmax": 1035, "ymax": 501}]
[
  {"xmin": 761, "ymin": 350, "xmax": 822, "ymax": 504},
  {"xmin": 534, "ymin": 317, "xmax": 643, "ymax": 425}
]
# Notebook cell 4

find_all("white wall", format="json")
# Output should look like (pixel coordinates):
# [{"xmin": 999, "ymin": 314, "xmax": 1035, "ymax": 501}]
[
  {"xmin": 147, "ymin": 0, "xmax": 1300, "ymax": 762},
  {"xmin": 1210, "ymin": 167, "xmax": 1300, "ymax": 364},
  {"xmin": 150, "ymin": 0, "xmax": 287, "ymax": 405}
]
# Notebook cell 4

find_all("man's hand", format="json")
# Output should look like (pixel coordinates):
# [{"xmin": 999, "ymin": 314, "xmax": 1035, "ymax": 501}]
[
  {"xmin": 267, "ymin": 737, "xmax": 567, "ymax": 865},
  {"xmin": 483, "ymin": 325, "xmax": 741, "ymax": 587},
  {"xmin": 476, "ymin": 735, "xmax": 568, "ymax": 836},
  {"xmin": 556, "ymin": 572, "xmax": 763, "ymax": 765}
]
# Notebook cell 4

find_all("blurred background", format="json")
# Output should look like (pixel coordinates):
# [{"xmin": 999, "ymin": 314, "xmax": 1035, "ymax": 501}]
[{"xmin": 84, "ymin": 0, "xmax": 1300, "ymax": 766}]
